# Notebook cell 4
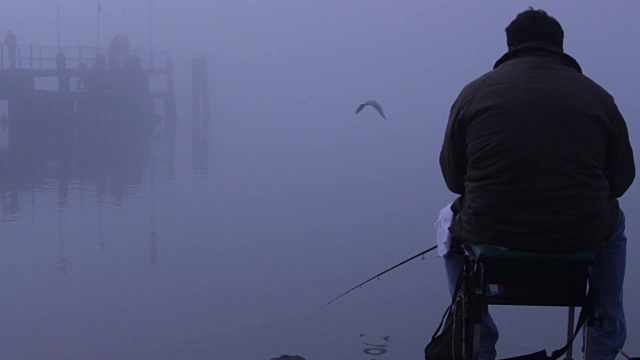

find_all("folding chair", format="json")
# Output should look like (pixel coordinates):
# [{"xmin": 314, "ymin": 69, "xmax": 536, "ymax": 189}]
[{"xmin": 461, "ymin": 243, "xmax": 596, "ymax": 360}]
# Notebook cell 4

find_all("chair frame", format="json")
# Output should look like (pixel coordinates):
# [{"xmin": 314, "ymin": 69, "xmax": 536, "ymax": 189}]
[{"xmin": 460, "ymin": 243, "xmax": 596, "ymax": 360}]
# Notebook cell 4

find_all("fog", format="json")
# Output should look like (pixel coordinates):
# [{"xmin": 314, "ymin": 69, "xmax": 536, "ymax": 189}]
[{"xmin": 1, "ymin": 1, "xmax": 638, "ymax": 359}]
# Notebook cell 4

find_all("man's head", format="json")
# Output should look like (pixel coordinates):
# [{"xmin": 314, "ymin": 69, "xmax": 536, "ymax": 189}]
[{"xmin": 505, "ymin": 8, "xmax": 564, "ymax": 51}]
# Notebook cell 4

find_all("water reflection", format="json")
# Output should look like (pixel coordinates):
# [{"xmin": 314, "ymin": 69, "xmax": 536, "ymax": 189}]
[
  {"xmin": 1, "ymin": 111, "xmax": 637, "ymax": 358},
  {"xmin": 57, "ymin": 210, "xmax": 68, "ymax": 275},
  {"xmin": 2, "ymin": 149, "xmax": 136, "ymax": 214},
  {"xmin": 0, "ymin": 122, "xmax": 176, "ymax": 273}
]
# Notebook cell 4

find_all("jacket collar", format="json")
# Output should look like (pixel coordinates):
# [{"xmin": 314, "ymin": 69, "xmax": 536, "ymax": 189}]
[{"xmin": 493, "ymin": 41, "xmax": 583, "ymax": 74}]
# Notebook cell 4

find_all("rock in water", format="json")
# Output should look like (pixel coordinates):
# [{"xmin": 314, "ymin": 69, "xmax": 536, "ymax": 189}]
[{"xmin": 270, "ymin": 355, "xmax": 306, "ymax": 360}]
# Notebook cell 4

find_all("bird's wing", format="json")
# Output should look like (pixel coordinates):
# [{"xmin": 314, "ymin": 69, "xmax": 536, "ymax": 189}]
[
  {"xmin": 370, "ymin": 102, "xmax": 386, "ymax": 119},
  {"xmin": 355, "ymin": 103, "xmax": 366, "ymax": 115}
]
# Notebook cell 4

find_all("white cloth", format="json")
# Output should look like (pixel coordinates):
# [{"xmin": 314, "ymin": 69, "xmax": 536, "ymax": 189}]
[{"xmin": 434, "ymin": 202, "xmax": 454, "ymax": 257}]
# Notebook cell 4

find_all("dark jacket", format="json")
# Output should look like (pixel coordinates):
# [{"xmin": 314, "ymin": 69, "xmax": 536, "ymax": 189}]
[{"xmin": 440, "ymin": 42, "xmax": 635, "ymax": 252}]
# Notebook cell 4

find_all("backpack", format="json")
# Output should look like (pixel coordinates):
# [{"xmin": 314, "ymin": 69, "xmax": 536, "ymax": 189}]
[{"xmin": 424, "ymin": 292, "xmax": 465, "ymax": 360}]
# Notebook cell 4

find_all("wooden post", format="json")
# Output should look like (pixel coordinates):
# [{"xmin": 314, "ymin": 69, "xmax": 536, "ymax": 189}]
[
  {"xmin": 191, "ymin": 58, "xmax": 202, "ymax": 140},
  {"xmin": 57, "ymin": 53, "xmax": 70, "ymax": 92},
  {"xmin": 191, "ymin": 56, "xmax": 210, "ymax": 173},
  {"xmin": 164, "ymin": 58, "xmax": 177, "ymax": 137}
]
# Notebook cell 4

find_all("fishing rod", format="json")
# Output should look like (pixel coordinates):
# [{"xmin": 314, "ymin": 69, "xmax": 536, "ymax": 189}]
[{"xmin": 322, "ymin": 245, "xmax": 438, "ymax": 308}]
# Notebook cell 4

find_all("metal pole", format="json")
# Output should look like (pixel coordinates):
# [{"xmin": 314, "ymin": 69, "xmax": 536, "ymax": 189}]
[
  {"xmin": 97, "ymin": 3, "xmax": 101, "ymax": 52},
  {"xmin": 149, "ymin": 0, "xmax": 153, "ymax": 50},
  {"xmin": 57, "ymin": 0, "xmax": 61, "ymax": 52},
  {"xmin": 148, "ymin": 0, "xmax": 154, "ymax": 68},
  {"xmin": 565, "ymin": 307, "xmax": 575, "ymax": 360}
]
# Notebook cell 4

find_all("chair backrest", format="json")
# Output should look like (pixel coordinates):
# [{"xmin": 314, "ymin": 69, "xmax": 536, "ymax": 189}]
[{"xmin": 463, "ymin": 243, "xmax": 595, "ymax": 306}]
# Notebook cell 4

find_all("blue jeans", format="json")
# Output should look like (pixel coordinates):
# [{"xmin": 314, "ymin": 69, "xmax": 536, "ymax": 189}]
[
  {"xmin": 443, "ymin": 210, "xmax": 627, "ymax": 360},
  {"xmin": 588, "ymin": 210, "xmax": 627, "ymax": 360}
]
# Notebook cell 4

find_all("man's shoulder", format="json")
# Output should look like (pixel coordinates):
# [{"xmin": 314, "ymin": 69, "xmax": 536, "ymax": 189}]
[
  {"xmin": 455, "ymin": 70, "xmax": 500, "ymax": 101},
  {"xmin": 577, "ymin": 74, "xmax": 615, "ymax": 101}
]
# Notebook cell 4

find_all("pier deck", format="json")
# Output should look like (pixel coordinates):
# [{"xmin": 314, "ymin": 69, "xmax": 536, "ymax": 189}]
[{"xmin": 0, "ymin": 44, "xmax": 177, "ymax": 156}]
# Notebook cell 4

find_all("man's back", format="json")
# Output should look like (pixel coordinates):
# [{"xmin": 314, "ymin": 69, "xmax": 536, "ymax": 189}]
[
  {"xmin": 440, "ymin": 9, "xmax": 635, "ymax": 359},
  {"xmin": 440, "ymin": 42, "xmax": 634, "ymax": 252}
]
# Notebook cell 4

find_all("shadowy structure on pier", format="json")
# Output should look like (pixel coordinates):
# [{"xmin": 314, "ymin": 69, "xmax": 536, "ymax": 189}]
[{"xmin": 0, "ymin": 42, "xmax": 177, "ymax": 161}]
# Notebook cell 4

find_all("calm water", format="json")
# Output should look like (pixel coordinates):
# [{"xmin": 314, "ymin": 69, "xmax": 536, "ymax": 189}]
[{"xmin": 1, "ymin": 111, "xmax": 638, "ymax": 359}]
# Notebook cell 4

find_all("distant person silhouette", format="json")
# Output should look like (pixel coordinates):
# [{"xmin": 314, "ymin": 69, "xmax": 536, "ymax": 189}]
[
  {"xmin": 108, "ymin": 34, "xmax": 123, "ymax": 69},
  {"xmin": 4, "ymin": 30, "xmax": 17, "ymax": 69},
  {"xmin": 108, "ymin": 34, "xmax": 132, "ymax": 69},
  {"xmin": 119, "ymin": 35, "xmax": 131, "ymax": 67},
  {"xmin": 120, "ymin": 35, "xmax": 131, "ymax": 54}
]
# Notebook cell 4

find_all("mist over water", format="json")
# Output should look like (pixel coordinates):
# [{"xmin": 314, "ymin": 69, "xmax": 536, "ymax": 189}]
[{"xmin": 1, "ymin": 1, "xmax": 639, "ymax": 359}]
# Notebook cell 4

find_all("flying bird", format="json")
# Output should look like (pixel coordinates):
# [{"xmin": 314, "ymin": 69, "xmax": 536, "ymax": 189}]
[{"xmin": 355, "ymin": 100, "xmax": 386, "ymax": 120}]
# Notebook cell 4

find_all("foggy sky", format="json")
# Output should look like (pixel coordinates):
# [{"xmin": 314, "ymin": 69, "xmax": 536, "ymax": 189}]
[
  {"xmin": 2, "ymin": 1, "xmax": 639, "ymax": 358},
  {"xmin": 4, "ymin": 2, "xmax": 639, "ymax": 134}
]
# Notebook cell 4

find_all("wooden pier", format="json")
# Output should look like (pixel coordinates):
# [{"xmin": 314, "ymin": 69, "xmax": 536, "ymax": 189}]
[{"xmin": 0, "ymin": 44, "xmax": 176, "ymax": 158}]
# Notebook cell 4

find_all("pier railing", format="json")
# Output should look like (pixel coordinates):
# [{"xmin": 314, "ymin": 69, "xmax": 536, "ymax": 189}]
[{"xmin": 0, "ymin": 44, "xmax": 170, "ymax": 70}]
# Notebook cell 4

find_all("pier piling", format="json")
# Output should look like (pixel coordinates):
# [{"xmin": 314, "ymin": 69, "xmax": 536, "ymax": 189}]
[{"xmin": 191, "ymin": 56, "xmax": 210, "ymax": 173}]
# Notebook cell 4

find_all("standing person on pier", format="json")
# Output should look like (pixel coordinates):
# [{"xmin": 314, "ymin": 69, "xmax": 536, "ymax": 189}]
[
  {"xmin": 4, "ymin": 30, "xmax": 17, "ymax": 69},
  {"xmin": 108, "ymin": 34, "xmax": 123, "ymax": 69}
]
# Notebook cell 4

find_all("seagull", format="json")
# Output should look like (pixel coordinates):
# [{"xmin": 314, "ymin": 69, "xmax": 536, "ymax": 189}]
[{"xmin": 355, "ymin": 100, "xmax": 386, "ymax": 120}]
